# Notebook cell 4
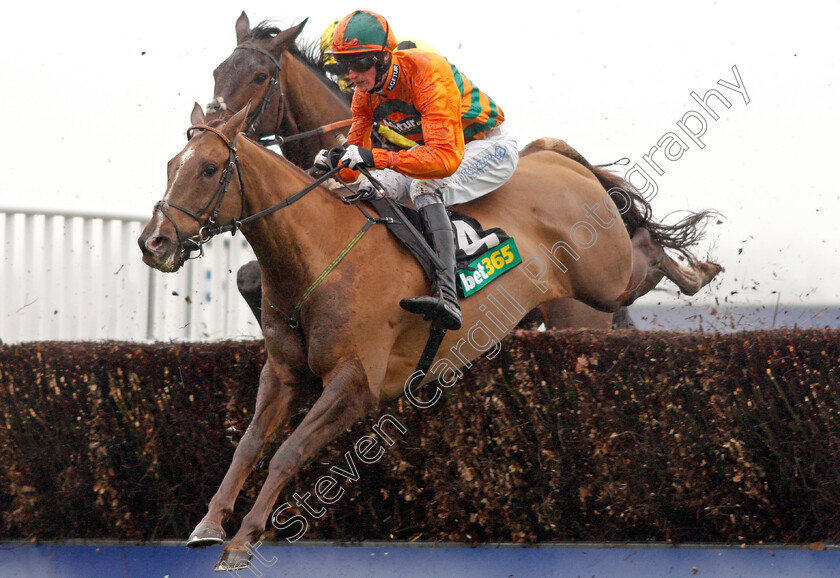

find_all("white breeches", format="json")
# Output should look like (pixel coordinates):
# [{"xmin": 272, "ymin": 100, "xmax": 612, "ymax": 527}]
[{"xmin": 365, "ymin": 122, "xmax": 519, "ymax": 207}]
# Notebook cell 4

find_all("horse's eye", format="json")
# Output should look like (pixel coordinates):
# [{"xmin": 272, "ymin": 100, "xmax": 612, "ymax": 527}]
[
  {"xmin": 203, "ymin": 164, "xmax": 218, "ymax": 177},
  {"xmin": 253, "ymin": 73, "xmax": 268, "ymax": 84}
]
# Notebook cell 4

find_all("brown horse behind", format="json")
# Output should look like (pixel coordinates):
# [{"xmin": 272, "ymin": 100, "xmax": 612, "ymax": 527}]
[
  {"xmin": 139, "ymin": 103, "xmax": 716, "ymax": 570},
  {"xmin": 208, "ymin": 13, "xmax": 721, "ymax": 331}
]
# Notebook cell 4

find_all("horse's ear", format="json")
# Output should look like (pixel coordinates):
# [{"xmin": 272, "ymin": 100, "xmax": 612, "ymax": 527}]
[
  {"xmin": 190, "ymin": 102, "xmax": 206, "ymax": 126},
  {"xmin": 268, "ymin": 18, "xmax": 308, "ymax": 53},
  {"xmin": 235, "ymin": 11, "xmax": 251, "ymax": 45},
  {"xmin": 223, "ymin": 103, "xmax": 251, "ymax": 140}
]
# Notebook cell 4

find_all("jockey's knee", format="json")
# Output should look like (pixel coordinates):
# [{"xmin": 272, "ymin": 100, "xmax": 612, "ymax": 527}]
[
  {"xmin": 409, "ymin": 180, "xmax": 445, "ymax": 207},
  {"xmin": 367, "ymin": 169, "xmax": 412, "ymax": 202}
]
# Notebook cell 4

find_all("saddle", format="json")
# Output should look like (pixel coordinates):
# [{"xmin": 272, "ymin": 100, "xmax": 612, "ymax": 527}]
[
  {"xmin": 321, "ymin": 173, "xmax": 519, "ymax": 381},
  {"xmin": 366, "ymin": 196, "xmax": 516, "ymax": 287}
]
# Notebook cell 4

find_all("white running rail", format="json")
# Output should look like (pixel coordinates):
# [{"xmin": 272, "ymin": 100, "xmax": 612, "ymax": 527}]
[{"xmin": 1, "ymin": 208, "xmax": 262, "ymax": 343}]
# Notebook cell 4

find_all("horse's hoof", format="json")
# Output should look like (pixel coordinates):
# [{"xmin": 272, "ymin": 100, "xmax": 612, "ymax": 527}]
[
  {"xmin": 186, "ymin": 521, "xmax": 226, "ymax": 549},
  {"xmin": 215, "ymin": 548, "xmax": 253, "ymax": 572},
  {"xmin": 699, "ymin": 261, "xmax": 724, "ymax": 283}
]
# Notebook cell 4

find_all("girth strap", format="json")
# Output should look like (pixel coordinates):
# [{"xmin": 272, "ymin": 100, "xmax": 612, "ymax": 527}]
[{"xmin": 287, "ymin": 218, "xmax": 377, "ymax": 328}]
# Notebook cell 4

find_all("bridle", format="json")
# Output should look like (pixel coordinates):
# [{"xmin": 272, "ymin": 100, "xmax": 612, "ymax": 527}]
[
  {"xmin": 153, "ymin": 125, "xmax": 351, "ymax": 262},
  {"xmin": 207, "ymin": 45, "xmax": 286, "ymax": 140},
  {"xmin": 154, "ymin": 125, "xmax": 246, "ymax": 260},
  {"xmin": 153, "ymin": 124, "xmax": 391, "ymax": 328}
]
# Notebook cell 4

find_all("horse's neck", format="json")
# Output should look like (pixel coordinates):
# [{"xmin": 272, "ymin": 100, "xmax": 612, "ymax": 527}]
[
  {"xmin": 237, "ymin": 139, "xmax": 355, "ymax": 302},
  {"xmin": 279, "ymin": 53, "xmax": 351, "ymax": 166}
]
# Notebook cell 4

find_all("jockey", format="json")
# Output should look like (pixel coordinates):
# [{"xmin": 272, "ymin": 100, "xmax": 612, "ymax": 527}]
[
  {"xmin": 320, "ymin": 19, "xmax": 441, "ymax": 93},
  {"xmin": 320, "ymin": 20, "xmax": 352, "ymax": 92},
  {"xmin": 315, "ymin": 10, "xmax": 519, "ymax": 331}
]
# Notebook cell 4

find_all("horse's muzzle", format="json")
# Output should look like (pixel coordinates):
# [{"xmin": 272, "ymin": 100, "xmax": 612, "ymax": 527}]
[{"xmin": 138, "ymin": 229, "xmax": 182, "ymax": 272}]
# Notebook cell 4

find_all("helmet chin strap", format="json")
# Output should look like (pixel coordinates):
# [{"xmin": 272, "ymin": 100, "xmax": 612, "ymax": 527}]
[
  {"xmin": 368, "ymin": 19, "xmax": 392, "ymax": 94},
  {"xmin": 368, "ymin": 51, "xmax": 392, "ymax": 94}
]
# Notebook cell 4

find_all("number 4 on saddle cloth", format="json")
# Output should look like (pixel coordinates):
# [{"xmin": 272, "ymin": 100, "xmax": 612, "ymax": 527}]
[
  {"xmin": 453, "ymin": 220, "xmax": 522, "ymax": 298},
  {"xmin": 364, "ymin": 196, "xmax": 522, "ymax": 299}
]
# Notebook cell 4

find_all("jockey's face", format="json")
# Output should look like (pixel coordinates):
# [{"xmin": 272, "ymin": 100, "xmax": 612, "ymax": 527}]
[{"xmin": 347, "ymin": 64, "xmax": 378, "ymax": 93}]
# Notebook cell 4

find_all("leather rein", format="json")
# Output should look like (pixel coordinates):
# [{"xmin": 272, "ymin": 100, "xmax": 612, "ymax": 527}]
[
  {"xmin": 207, "ymin": 45, "xmax": 355, "ymax": 150},
  {"xmin": 153, "ymin": 125, "xmax": 390, "ymax": 326},
  {"xmin": 154, "ymin": 124, "xmax": 351, "ymax": 260}
]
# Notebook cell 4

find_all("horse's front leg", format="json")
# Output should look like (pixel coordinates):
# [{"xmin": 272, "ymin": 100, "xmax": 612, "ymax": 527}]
[
  {"xmin": 187, "ymin": 358, "xmax": 307, "ymax": 548},
  {"xmin": 215, "ymin": 356, "xmax": 378, "ymax": 571},
  {"xmin": 236, "ymin": 260, "xmax": 263, "ymax": 326}
]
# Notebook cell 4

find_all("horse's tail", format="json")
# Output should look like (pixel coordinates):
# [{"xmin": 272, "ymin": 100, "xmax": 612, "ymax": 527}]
[{"xmin": 521, "ymin": 138, "xmax": 717, "ymax": 263}]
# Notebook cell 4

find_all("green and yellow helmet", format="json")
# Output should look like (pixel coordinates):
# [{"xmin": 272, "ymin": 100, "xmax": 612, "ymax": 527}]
[
  {"xmin": 320, "ymin": 20, "xmax": 341, "ymax": 64},
  {"xmin": 320, "ymin": 19, "xmax": 343, "ymax": 76},
  {"xmin": 328, "ymin": 10, "xmax": 397, "ymax": 56}
]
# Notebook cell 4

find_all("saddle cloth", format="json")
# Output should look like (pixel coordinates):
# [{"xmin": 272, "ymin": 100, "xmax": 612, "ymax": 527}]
[{"xmin": 367, "ymin": 196, "xmax": 511, "ymax": 282}]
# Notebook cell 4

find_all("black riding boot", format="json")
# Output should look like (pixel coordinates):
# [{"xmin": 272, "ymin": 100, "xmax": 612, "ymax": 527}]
[{"xmin": 400, "ymin": 201, "xmax": 462, "ymax": 330}]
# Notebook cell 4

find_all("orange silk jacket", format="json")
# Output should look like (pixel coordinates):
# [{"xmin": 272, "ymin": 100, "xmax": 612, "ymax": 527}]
[{"xmin": 341, "ymin": 49, "xmax": 504, "ymax": 181}]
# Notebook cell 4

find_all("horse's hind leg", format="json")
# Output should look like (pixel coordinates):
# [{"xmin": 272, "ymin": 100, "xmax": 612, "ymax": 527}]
[
  {"xmin": 611, "ymin": 306, "xmax": 636, "ymax": 329},
  {"xmin": 518, "ymin": 300, "xmax": 634, "ymax": 330},
  {"xmin": 187, "ymin": 359, "xmax": 306, "ymax": 549},
  {"xmin": 539, "ymin": 298, "xmax": 614, "ymax": 329},
  {"xmin": 516, "ymin": 306, "xmax": 545, "ymax": 329},
  {"xmin": 620, "ymin": 227, "xmax": 722, "ymax": 305},
  {"xmin": 215, "ymin": 357, "xmax": 377, "ymax": 571},
  {"xmin": 658, "ymin": 256, "xmax": 723, "ymax": 296}
]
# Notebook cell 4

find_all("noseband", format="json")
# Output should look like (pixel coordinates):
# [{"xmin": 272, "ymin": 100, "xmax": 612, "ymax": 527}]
[
  {"xmin": 153, "ymin": 124, "xmax": 407, "ymax": 327},
  {"xmin": 153, "ymin": 125, "xmax": 351, "ymax": 263},
  {"xmin": 154, "ymin": 125, "xmax": 247, "ymax": 260},
  {"xmin": 207, "ymin": 46, "xmax": 286, "ymax": 139}
]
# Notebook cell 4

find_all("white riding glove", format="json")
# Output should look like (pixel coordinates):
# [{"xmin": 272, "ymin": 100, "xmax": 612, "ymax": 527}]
[
  {"xmin": 313, "ymin": 147, "xmax": 347, "ymax": 174},
  {"xmin": 313, "ymin": 149, "xmax": 332, "ymax": 173},
  {"xmin": 339, "ymin": 145, "xmax": 376, "ymax": 170}
]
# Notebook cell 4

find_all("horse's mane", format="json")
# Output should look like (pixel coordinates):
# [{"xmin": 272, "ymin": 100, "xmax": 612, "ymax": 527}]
[
  {"xmin": 249, "ymin": 20, "xmax": 352, "ymax": 104},
  {"xmin": 289, "ymin": 39, "xmax": 353, "ymax": 104}
]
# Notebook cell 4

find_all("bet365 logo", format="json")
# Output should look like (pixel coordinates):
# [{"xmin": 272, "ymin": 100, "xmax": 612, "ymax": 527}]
[{"xmin": 457, "ymin": 238, "xmax": 522, "ymax": 297}]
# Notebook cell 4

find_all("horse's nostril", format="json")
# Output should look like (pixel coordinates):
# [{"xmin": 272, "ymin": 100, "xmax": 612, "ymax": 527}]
[
  {"xmin": 151, "ymin": 236, "xmax": 169, "ymax": 252},
  {"xmin": 141, "ymin": 235, "xmax": 171, "ymax": 256},
  {"xmin": 206, "ymin": 97, "xmax": 226, "ymax": 113}
]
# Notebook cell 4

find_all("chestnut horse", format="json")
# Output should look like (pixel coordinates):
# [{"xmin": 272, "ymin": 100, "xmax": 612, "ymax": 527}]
[
  {"xmin": 207, "ymin": 13, "xmax": 723, "ymax": 330},
  {"xmin": 138, "ymin": 103, "xmax": 717, "ymax": 569}
]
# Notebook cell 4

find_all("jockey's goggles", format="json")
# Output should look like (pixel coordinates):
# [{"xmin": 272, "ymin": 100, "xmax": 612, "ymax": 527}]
[{"xmin": 332, "ymin": 52, "xmax": 380, "ymax": 75}]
